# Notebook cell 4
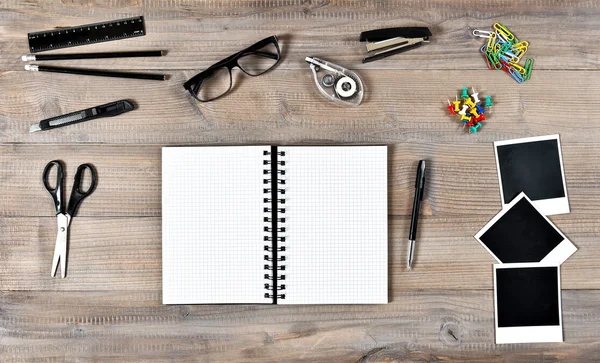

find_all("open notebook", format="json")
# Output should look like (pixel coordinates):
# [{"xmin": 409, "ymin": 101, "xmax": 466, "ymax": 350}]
[{"xmin": 162, "ymin": 146, "xmax": 388, "ymax": 304}]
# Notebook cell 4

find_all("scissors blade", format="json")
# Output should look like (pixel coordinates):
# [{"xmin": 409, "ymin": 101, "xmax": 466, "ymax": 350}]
[{"xmin": 51, "ymin": 214, "xmax": 69, "ymax": 278}]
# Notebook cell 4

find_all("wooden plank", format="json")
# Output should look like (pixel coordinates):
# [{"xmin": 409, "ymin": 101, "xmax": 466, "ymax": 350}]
[
  {"xmin": 1, "ymin": 0, "xmax": 599, "ymax": 71},
  {"xmin": 1, "ymin": 143, "xmax": 599, "ymax": 218},
  {"xmin": 1, "ymin": 289, "xmax": 599, "ymax": 362},
  {"xmin": 1, "ymin": 70, "xmax": 600, "ymax": 144},
  {"xmin": 0, "ymin": 216, "xmax": 596, "ymax": 291}
]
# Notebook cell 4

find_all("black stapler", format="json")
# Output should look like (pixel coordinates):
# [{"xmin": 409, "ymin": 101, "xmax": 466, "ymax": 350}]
[{"xmin": 359, "ymin": 27, "xmax": 432, "ymax": 63}]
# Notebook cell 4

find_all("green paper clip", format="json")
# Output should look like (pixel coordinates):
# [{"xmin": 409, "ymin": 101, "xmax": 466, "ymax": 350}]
[{"xmin": 524, "ymin": 58, "xmax": 534, "ymax": 81}]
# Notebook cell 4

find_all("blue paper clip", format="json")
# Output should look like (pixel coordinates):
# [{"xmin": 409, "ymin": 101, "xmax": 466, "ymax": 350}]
[{"xmin": 508, "ymin": 66, "xmax": 524, "ymax": 84}]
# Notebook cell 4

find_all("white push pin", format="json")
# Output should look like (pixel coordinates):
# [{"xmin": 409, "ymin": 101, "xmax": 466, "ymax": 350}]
[
  {"xmin": 471, "ymin": 87, "xmax": 481, "ymax": 104},
  {"xmin": 458, "ymin": 104, "xmax": 469, "ymax": 116}
]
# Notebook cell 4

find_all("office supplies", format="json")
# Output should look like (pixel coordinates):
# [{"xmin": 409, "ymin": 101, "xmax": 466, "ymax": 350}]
[
  {"xmin": 472, "ymin": 23, "xmax": 533, "ymax": 83},
  {"xmin": 494, "ymin": 135, "xmax": 569, "ymax": 215},
  {"xmin": 446, "ymin": 88, "xmax": 493, "ymax": 133},
  {"xmin": 43, "ymin": 160, "xmax": 97, "ymax": 278},
  {"xmin": 305, "ymin": 57, "xmax": 364, "ymax": 107},
  {"xmin": 407, "ymin": 160, "xmax": 425, "ymax": 270},
  {"xmin": 162, "ymin": 146, "xmax": 387, "ymax": 304},
  {"xmin": 461, "ymin": 87, "xmax": 469, "ymax": 99},
  {"xmin": 475, "ymin": 192, "xmax": 576, "ymax": 264},
  {"xmin": 184, "ymin": 36, "xmax": 280, "ymax": 102},
  {"xmin": 452, "ymin": 98, "xmax": 461, "ymax": 112},
  {"xmin": 28, "ymin": 16, "xmax": 145, "ymax": 53},
  {"xmin": 476, "ymin": 103, "xmax": 485, "ymax": 115},
  {"xmin": 469, "ymin": 122, "xmax": 482, "ymax": 134},
  {"xmin": 494, "ymin": 263, "xmax": 563, "ymax": 344},
  {"xmin": 471, "ymin": 87, "xmax": 481, "ymax": 103},
  {"xmin": 29, "ymin": 100, "xmax": 135, "ymax": 133},
  {"xmin": 464, "ymin": 97, "xmax": 476, "ymax": 108},
  {"xmin": 22, "ymin": 50, "xmax": 164, "ymax": 61},
  {"xmin": 24, "ymin": 64, "xmax": 166, "ymax": 81},
  {"xmin": 446, "ymin": 100, "xmax": 456, "ymax": 115},
  {"xmin": 359, "ymin": 27, "xmax": 431, "ymax": 63}
]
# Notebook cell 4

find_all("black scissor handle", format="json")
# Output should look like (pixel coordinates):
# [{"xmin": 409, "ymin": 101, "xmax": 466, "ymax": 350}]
[
  {"xmin": 42, "ymin": 160, "xmax": 64, "ymax": 215},
  {"xmin": 66, "ymin": 163, "xmax": 97, "ymax": 217}
]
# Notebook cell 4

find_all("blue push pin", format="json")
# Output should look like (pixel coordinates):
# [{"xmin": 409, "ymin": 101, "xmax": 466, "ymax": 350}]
[{"xmin": 476, "ymin": 103, "xmax": 485, "ymax": 114}]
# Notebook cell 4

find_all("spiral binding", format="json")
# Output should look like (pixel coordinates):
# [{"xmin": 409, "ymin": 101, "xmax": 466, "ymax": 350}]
[{"xmin": 263, "ymin": 148, "xmax": 286, "ymax": 302}]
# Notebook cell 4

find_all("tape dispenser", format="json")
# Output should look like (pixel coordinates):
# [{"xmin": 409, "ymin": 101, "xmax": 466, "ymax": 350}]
[{"xmin": 305, "ymin": 57, "xmax": 364, "ymax": 107}]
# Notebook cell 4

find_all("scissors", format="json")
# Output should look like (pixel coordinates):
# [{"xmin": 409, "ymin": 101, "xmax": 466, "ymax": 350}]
[{"xmin": 43, "ymin": 160, "xmax": 97, "ymax": 278}]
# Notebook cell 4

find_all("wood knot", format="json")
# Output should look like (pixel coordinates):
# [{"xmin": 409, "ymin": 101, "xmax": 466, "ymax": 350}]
[{"xmin": 439, "ymin": 318, "xmax": 462, "ymax": 347}]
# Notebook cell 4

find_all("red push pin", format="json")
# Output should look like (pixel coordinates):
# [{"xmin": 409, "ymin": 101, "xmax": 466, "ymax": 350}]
[
  {"xmin": 447, "ymin": 100, "xmax": 456, "ymax": 115},
  {"xmin": 474, "ymin": 113, "xmax": 486, "ymax": 122}
]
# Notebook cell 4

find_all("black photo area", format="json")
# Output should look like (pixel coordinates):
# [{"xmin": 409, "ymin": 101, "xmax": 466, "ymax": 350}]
[
  {"xmin": 479, "ymin": 197, "xmax": 564, "ymax": 263},
  {"xmin": 497, "ymin": 139, "xmax": 565, "ymax": 204},
  {"xmin": 496, "ymin": 266, "xmax": 560, "ymax": 327}
]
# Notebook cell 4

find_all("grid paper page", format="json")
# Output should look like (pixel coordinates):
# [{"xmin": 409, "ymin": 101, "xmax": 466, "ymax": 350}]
[
  {"xmin": 280, "ymin": 146, "xmax": 388, "ymax": 304},
  {"xmin": 162, "ymin": 146, "xmax": 268, "ymax": 304}
]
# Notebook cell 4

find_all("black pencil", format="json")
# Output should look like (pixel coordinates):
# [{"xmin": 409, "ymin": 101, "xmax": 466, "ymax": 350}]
[
  {"xmin": 24, "ymin": 64, "xmax": 166, "ymax": 81},
  {"xmin": 22, "ymin": 50, "xmax": 165, "ymax": 61}
]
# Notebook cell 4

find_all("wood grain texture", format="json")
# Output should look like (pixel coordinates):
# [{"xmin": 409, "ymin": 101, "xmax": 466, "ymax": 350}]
[
  {"xmin": 2, "ymin": 290, "xmax": 600, "ymax": 362},
  {"xmin": 2, "ymin": 0, "xmax": 600, "ymax": 361}
]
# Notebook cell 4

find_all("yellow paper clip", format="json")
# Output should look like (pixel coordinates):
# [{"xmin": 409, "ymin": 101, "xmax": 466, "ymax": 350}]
[
  {"xmin": 512, "ymin": 41, "xmax": 529, "ymax": 51},
  {"xmin": 486, "ymin": 32, "xmax": 497, "ymax": 50},
  {"xmin": 493, "ymin": 23, "xmax": 516, "ymax": 43},
  {"xmin": 509, "ymin": 62, "xmax": 527, "ymax": 75}
]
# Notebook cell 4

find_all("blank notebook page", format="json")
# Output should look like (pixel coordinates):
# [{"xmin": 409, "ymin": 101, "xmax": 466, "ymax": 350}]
[
  {"xmin": 162, "ymin": 146, "xmax": 267, "ymax": 304},
  {"xmin": 281, "ymin": 146, "xmax": 388, "ymax": 304}
]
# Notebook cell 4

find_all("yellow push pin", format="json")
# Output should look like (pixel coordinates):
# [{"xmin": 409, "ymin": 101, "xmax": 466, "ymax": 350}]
[
  {"xmin": 464, "ymin": 97, "xmax": 476, "ymax": 109},
  {"xmin": 470, "ymin": 108, "xmax": 480, "ymax": 118},
  {"xmin": 452, "ymin": 97, "xmax": 461, "ymax": 112}
]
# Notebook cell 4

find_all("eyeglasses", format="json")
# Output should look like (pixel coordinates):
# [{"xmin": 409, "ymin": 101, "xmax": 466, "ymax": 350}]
[{"xmin": 183, "ymin": 36, "xmax": 281, "ymax": 102}]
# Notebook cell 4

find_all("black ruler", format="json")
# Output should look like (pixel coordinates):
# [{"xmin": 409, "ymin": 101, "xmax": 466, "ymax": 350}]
[{"xmin": 28, "ymin": 16, "xmax": 146, "ymax": 53}]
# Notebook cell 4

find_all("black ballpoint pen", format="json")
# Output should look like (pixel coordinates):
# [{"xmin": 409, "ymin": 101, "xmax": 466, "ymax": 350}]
[{"xmin": 408, "ymin": 160, "xmax": 426, "ymax": 270}]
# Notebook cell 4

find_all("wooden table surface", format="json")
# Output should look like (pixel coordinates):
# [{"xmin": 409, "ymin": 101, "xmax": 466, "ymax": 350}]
[{"xmin": 2, "ymin": 1, "xmax": 600, "ymax": 362}]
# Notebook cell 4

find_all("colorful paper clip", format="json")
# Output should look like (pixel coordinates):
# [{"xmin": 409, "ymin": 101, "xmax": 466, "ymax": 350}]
[
  {"xmin": 473, "ymin": 23, "xmax": 532, "ymax": 83},
  {"xmin": 524, "ymin": 57, "xmax": 534, "ymax": 81}
]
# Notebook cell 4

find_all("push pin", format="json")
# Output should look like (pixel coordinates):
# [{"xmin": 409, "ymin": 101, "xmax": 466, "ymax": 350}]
[
  {"xmin": 485, "ymin": 96, "xmax": 493, "ymax": 107},
  {"xmin": 464, "ymin": 97, "xmax": 476, "ymax": 108},
  {"xmin": 460, "ymin": 114, "xmax": 471, "ymax": 123},
  {"xmin": 476, "ymin": 103, "xmax": 486, "ymax": 115},
  {"xmin": 469, "ymin": 122, "xmax": 482, "ymax": 134},
  {"xmin": 470, "ymin": 108, "xmax": 480, "ymax": 118},
  {"xmin": 458, "ymin": 104, "xmax": 469, "ymax": 116},
  {"xmin": 452, "ymin": 97, "xmax": 461, "ymax": 112},
  {"xmin": 471, "ymin": 87, "xmax": 481, "ymax": 103},
  {"xmin": 447, "ymin": 100, "xmax": 456, "ymax": 115},
  {"xmin": 461, "ymin": 87, "xmax": 469, "ymax": 99},
  {"xmin": 474, "ymin": 113, "xmax": 486, "ymax": 122}
]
